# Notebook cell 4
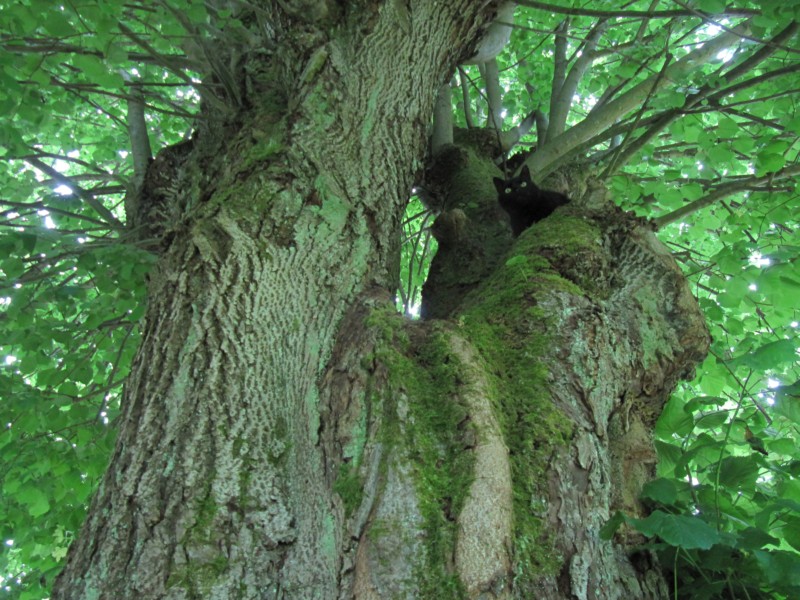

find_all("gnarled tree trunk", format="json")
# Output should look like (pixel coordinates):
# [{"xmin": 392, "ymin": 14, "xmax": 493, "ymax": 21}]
[{"xmin": 53, "ymin": 2, "xmax": 709, "ymax": 599}]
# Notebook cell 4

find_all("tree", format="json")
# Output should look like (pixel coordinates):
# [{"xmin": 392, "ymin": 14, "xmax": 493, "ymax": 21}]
[{"xmin": 1, "ymin": 1, "xmax": 798, "ymax": 598}]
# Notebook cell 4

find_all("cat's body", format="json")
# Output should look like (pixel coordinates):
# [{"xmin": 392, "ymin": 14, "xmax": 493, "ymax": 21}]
[{"xmin": 493, "ymin": 165, "xmax": 570, "ymax": 236}]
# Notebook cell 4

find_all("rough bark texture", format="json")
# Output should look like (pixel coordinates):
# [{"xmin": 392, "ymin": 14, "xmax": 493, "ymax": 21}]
[
  {"xmin": 411, "ymin": 159, "xmax": 710, "ymax": 597},
  {"xmin": 53, "ymin": 2, "xmax": 711, "ymax": 599},
  {"xmin": 53, "ymin": 2, "xmax": 503, "ymax": 598}
]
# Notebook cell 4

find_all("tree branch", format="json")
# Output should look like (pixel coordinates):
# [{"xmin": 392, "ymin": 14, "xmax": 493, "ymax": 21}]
[
  {"xmin": 23, "ymin": 158, "xmax": 124, "ymax": 228},
  {"xmin": 483, "ymin": 59, "xmax": 505, "ymax": 130},
  {"xmin": 609, "ymin": 21, "xmax": 799, "ymax": 170},
  {"xmin": 518, "ymin": 1, "xmax": 759, "ymax": 19},
  {"xmin": 655, "ymin": 164, "xmax": 800, "ymax": 227},
  {"xmin": 457, "ymin": 67, "xmax": 475, "ymax": 128},
  {"xmin": 125, "ymin": 82, "xmax": 153, "ymax": 194},
  {"xmin": 431, "ymin": 83, "xmax": 454, "ymax": 155},
  {"xmin": 548, "ymin": 19, "xmax": 607, "ymax": 140},
  {"xmin": 529, "ymin": 20, "xmax": 752, "ymax": 177},
  {"xmin": 548, "ymin": 18, "xmax": 568, "ymax": 141}
]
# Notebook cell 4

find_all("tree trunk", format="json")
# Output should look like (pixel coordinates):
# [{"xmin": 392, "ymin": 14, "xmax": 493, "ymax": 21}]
[{"xmin": 53, "ymin": 2, "xmax": 710, "ymax": 599}]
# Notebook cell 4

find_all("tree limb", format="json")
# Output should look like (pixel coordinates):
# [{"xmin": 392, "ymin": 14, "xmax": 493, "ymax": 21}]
[
  {"xmin": 431, "ymin": 83, "xmax": 454, "ymax": 155},
  {"xmin": 548, "ymin": 19, "xmax": 607, "ymax": 140},
  {"xmin": 529, "ymin": 20, "xmax": 751, "ymax": 177},
  {"xmin": 483, "ymin": 59, "xmax": 505, "ymax": 130},
  {"xmin": 609, "ymin": 21, "xmax": 799, "ymax": 171},
  {"xmin": 548, "ymin": 18, "xmax": 568, "ymax": 141}
]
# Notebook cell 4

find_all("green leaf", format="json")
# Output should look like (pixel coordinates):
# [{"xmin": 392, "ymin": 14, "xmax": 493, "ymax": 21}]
[
  {"xmin": 694, "ymin": 410, "xmax": 728, "ymax": 430},
  {"xmin": 781, "ymin": 516, "xmax": 800, "ymax": 553},
  {"xmin": 736, "ymin": 527, "xmax": 779, "ymax": 551},
  {"xmin": 727, "ymin": 338, "xmax": 797, "ymax": 371},
  {"xmin": 756, "ymin": 153, "xmax": 785, "ymax": 175},
  {"xmin": 641, "ymin": 478, "xmax": 678, "ymax": 505},
  {"xmin": 655, "ymin": 397, "xmax": 694, "ymax": 437},
  {"xmin": 718, "ymin": 455, "xmax": 759, "ymax": 490},
  {"xmin": 753, "ymin": 549, "xmax": 800, "ymax": 587},
  {"xmin": 697, "ymin": 0, "xmax": 726, "ymax": 12},
  {"xmin": 18, "ymin": 487, "xmax": 51, "ymax": 517},
  {"xmin": 630, "ymin": 511, "xmax": 721, "ymax": 549},
  {"xmin": 600, "ymin": 511, "xmax": 626, "ymax": 540}
]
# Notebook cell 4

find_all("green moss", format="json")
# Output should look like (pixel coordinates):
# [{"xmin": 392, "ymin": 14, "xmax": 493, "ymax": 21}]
[
  {"xmin": 517, "ymin": 214, "xmax": 608, "ymax": 299},
  {"xmin": 458, "ymin": 240, "xmax": 576, "ymax": 583},
  {"xmin": 166, "ymin": 556, "xmax": 229, "ymax": 599},
  {"xmin": 366, "ymin": 310, "xmax": 472, "ymax": 597},
  {"xmin": 333, "ymin": 462, "xmax": 364, "ymax": 517},
  {"xmin": 166, "ymin": 488, "xmax": 227, "ymax": 597}
]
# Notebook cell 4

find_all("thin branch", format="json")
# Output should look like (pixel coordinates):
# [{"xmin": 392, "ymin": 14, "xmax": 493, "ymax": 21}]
[
  {"xmin": 116, "ymin": 22, "xmax": 193, "ymax": 84},
  {"xmin": 548, "ymin": 18, "xmax": 569, "ymax": 140},
  {"xmin": 125, "ymin": 81, "xmax": 153, "ymax": 194},
  {"xmin": 0, "ymin": 200, "xmax": 113, "ymax": 227},
  {"xmin": 23, "ymin": 158, "xmax": 124, "ymax": 228},
  {"xmin": 612, "ymin": 25, "xmax": 800, "ymax": 170},
  {"xmin": 431, "ymin": 83, "xmax": 454, "ymax": 155},
  {"xmin": 482, "ymin": 59, "xmax": 504, "ymax": 130},
  {"xmin": 602, "ymin": 51, "xmax": 673, "ymax": 178},
  {"xmin": 655, "ymin": 165, "xmax": 800, "ymax": 228},
  {"xmin": 457, "ymin": 68, "xmax": 474, "ymax": 128},
  {"xmin": 0, "ymin": 38, "xmax": 198, "ymax": 70},
  {"xmin": 518, "ymin": 1, "xmax": 759, "ymax": 19}
]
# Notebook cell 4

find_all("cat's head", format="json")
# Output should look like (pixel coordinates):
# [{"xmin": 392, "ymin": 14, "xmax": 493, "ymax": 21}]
[{"xmin": 493, "ymin": 165, "xmax": 535, "ymax": 196}]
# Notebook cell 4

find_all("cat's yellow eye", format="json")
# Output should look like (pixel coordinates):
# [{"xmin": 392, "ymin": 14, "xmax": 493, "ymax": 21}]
[
  {"xmin": 505, "ymin": 188, "xmax": 512, "ymax": 193},
  {"xmin": 520, "ymin": 182, "xmax": 527, "ymax": 187}
]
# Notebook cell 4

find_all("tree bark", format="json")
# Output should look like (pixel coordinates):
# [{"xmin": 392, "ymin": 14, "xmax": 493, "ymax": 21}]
[
  {"xmin": 53, "ymin": 2, "xmax": 710, "ymax": 599},
  {"xmin": 52, "ymin": 2, "xmax": 503, "ymax": 598}
]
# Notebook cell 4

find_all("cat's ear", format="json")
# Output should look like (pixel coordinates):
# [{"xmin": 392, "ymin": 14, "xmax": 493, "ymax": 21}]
[
  {"xmin": 519, "ymin": 164, "xmax": 532, "ymax": 181},
  {"xmin": 493, "ymin": 177, "xmax": 506, "ymax": 193}
]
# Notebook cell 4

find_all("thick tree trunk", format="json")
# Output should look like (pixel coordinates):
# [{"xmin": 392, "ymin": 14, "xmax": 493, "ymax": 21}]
[
  {"xmin": 53, "ymin": 3, "xmax": 710, "ymax": 599},
  {"xmin": 52, "ymin": 2, "xmax": 501, "ymax": 599}
]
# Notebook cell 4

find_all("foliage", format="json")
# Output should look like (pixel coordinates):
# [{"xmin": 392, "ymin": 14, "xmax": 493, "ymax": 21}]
[
  {"xmin": 0, "ymin": 1, "xmax": 199, "ymax": 596},
  {"xmin": 397, "ymin": 195, "xmax": 436, "ymax": 317},
  {"xmin": 0, "ymin": 0, "xmax": 798, "ymax": 597}
]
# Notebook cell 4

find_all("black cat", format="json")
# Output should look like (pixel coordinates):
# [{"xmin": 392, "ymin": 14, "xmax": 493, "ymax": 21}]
[{"xmin": 493, "ymin": 165, "xmax": 570, "ymax": 237}]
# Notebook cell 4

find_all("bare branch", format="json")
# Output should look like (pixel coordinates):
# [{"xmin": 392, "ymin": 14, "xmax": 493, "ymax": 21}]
[
  {"xmin": 609, "ymin": 21, "xmax": 799, "ymax": 170},
  {"xmin": 548, "ymin": 19, "xmax": 607, "ymax": 140},
  {"xmin": 548, "ymin": 18, "xmax": 568, "ymax": 140},
  {"xmin": 116, "ymin": 22, "xmax": 193, "ymax": 84},
  {"xmin": 125, "ymin": 82, "xmax": 153, "ymax": 193},
  {"xmin": 431, "ymin": 83, "xmax": 454, "ymax": 155},
  {"xmin": 482, "ymin": 59, "xmax": 504, "ymax": 130},
  {"xmin": 457, "ymin": 68, "xmax": 474, "ymax": 128}
]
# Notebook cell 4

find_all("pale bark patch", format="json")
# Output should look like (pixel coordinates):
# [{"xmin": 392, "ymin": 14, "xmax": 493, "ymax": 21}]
[{"xmin": 448, "ymin": 332, "xmax": 513, "ymax": 598}]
